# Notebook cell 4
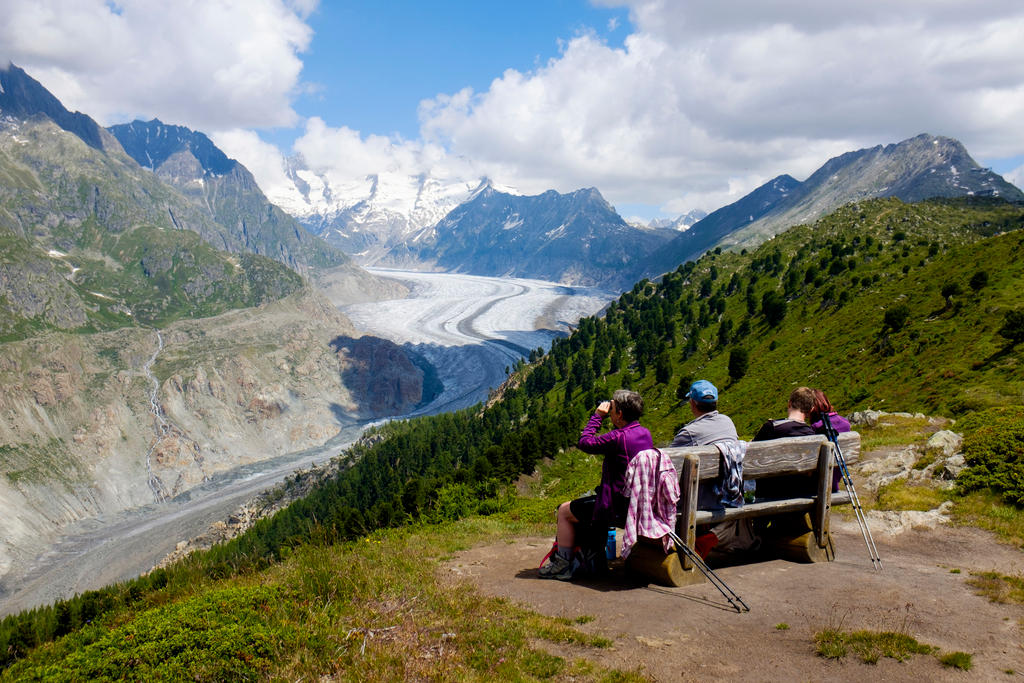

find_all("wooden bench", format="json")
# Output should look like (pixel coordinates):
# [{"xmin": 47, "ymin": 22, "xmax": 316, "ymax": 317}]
[{"xmin": 625, "ymin": 432, "xmax": 861, "ymax": 586}]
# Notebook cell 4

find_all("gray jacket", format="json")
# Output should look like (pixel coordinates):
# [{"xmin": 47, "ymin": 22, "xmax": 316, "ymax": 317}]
[{"xmin": 671, "ymin": 411, "xmax": 739, "ymax": 447}]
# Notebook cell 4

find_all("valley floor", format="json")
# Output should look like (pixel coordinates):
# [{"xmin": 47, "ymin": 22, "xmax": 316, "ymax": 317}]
[{"xmin": 340, "ymin": 269, "xmax": 612, "ymax": 414}]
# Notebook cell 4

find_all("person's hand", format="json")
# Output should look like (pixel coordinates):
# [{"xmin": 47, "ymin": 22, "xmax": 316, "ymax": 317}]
[{"xmin": 596, "ymin": 400, "xmax": 612, "ymax": 416}]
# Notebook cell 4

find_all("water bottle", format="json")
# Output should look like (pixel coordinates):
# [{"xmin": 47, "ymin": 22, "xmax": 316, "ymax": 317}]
[{"xmin": 605, "ymin": 527, "xmax": 616, "ymax": 560}]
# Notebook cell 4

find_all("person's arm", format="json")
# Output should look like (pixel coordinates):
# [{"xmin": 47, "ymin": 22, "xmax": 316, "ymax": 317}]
[{"xmin": 578, "ymin": 402, "xmax": 620, "ymax": 454}]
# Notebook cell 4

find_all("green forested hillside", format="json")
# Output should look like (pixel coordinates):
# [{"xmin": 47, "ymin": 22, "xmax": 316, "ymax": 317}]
[
  {"xmin": 553, "ymin": 195, "xmax": 1024, "ymax": 440},
  {"xmin": 0, "ymin": 222, "xmax": 303, "ymax": 339},
  {"xmin": 3, "ymin": 196, "xmax": 1023, "ymax": 675}
]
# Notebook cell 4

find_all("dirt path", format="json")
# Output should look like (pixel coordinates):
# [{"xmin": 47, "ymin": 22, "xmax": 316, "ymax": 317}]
[{"xmin": 444, "ymin": 519, "xmax": 1024, "ymax": 681}]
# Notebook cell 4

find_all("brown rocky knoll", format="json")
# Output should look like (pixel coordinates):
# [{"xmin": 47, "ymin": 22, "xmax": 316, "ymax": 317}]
[{"xmin": 447, "ymin": 506, "xmax": 1023, "ymax": 680}]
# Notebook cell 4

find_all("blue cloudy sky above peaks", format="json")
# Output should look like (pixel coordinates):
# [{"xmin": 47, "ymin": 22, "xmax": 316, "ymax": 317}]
[{"xmin": 2, "ymin": 0, "xmax": 1023, "ymax": 219}]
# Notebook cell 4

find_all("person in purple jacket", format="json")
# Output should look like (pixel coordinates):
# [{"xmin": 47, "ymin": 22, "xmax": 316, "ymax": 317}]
[
  {"xmin": 539, "ymin": 389, "xmax": 653, "ymax": 580},
  {"xmin": 810, "ymin": 389, "xmax": 851, "ymax": 434},
  {"xmin": 810, "ymin": 388, "xmax": 852, "ymax": 491}
]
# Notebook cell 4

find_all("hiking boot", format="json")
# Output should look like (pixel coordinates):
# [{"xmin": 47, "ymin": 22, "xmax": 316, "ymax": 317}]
[{"xmin": 538, "ymin": 552, "xmax": 574, "ymax": 580}]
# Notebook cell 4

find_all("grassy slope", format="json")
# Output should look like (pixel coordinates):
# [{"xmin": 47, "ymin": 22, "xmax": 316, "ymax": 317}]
[
  {"xmin": 1, "ymin": 453, "xmax": 641, "ymax": 682},
  {"xmin": 582, "ymin": 197, "xmax": 1024, "ymax": 441}
]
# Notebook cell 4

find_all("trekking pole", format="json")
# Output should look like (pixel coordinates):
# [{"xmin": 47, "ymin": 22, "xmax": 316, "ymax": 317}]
[
  {"xmin": 821, "ymin": 413, "xmax": 883, "ymax": 570},
  {"xmin": 667, "ymin": 530, "xmax": 750, "ymax": 613}
]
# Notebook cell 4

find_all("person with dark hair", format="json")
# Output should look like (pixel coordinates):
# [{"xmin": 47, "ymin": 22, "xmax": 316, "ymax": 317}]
[
  {"xmin": 809, "ymin": 389, "xmax": 851, "ymax": 435},
  {"xmin": 809, "ymin": 388, "xmax": 852, "ymax": 491},
  {"xmin": 753, "ymin": 386, "xmax": 819, "ymax": 500},
  {"xmin": 539, "ymin": 389, "xmax": 653, "ymax": 580},
  {"xmin": 752, "ymin": 386, "xmax": 818, "ymax": 441}
]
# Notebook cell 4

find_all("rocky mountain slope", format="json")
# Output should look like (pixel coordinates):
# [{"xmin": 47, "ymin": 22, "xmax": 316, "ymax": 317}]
[
  {"xmin": 396, "ymin": 184, "xmax": 675, "ymax": 290},
  {"xmin": 651, "ymin": 134, "xmax": 1024, "ymax": 271},
  {"xmin": 0, "ymin": 116, "xmax": 307, "ymax": 334},
  {"xmin": 0, "ymin": 64, "xmax": 425, "ymax": 579},
  {"xmin": 107, "ymin": 118, "xmax": 353, "ymax": 274},
  {"xmin": 0, "ymin": 285, "xmax": 425, "ymax": 578}
]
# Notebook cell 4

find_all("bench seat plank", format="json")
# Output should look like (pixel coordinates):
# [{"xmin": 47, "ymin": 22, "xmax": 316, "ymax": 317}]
[{"xmin": 693, "ymin": 490, "xmax": 854, "ymax": 524}]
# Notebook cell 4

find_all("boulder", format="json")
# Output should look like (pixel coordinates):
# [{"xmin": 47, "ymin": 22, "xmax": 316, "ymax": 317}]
[
  {"xmin": 863, "ymin": 501, "xmax": 953, "ymax": 535},
  {"xmin": 858, "ymin": 446, "xmax": 918, "ymax": 491},
  {"xmin": 851, "ymin": 410, "xmax": 882, "ymax": 427},
  {"xmin": 939, "ymin": 453, "xmax": 967, "ymax": 481},
  {"xmin": 925, "ymin": 430, "xmax": 963, "ymax": 459}
]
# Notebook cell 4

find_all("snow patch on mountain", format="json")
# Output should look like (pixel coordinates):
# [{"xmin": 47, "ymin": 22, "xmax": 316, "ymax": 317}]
[{"xmin": 265, "ymin": 159, "xmax": 523, "ymax": 265}]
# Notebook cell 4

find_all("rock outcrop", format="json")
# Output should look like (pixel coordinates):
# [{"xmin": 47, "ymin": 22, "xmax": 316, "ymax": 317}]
[{"xmin": 0, "ymin": 287, "xmax": 427, "ymax": 578}]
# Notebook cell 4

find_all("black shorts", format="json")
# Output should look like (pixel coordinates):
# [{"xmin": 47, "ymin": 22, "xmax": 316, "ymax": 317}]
[
  {"xmin": 568, "ymin": 494, "xmax": 598, "ymax": 524},
  {"xmin": 569, "ymin": 493, "xmax": 622, "ymax": 532}
]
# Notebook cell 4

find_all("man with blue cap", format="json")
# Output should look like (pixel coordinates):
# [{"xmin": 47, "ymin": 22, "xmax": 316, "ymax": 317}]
[
  {"xmin": 671, "ymin": 380, "xmax": 738, "ymax": 447},
  {"xmin": 671, "ymin": 379, "xmax": 755, "ymax": 558}
]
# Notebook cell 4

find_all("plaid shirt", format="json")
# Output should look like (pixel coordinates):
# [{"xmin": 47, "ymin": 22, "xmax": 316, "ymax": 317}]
[{"xmin": 621, "ymin": 448, "xmax": 679, "ymax": 558}]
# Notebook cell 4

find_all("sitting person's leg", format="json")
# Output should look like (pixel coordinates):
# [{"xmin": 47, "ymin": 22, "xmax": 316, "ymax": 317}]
[
  {"xmin": 556, "ymin": 501, "xmax": 578, "ymax": 550},
  {"xmin": 540, "ymin": 495, "xmax": 595, "ymax": 580}
]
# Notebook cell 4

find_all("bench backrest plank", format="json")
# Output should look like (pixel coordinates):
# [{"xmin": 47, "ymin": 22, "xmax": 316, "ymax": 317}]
[{"xmin": 663, "ymin": 431, "xmax": 860, "ymax": 481}]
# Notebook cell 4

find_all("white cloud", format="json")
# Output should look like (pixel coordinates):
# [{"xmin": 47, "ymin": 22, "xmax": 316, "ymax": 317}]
[
  {"xmin": 0, "ymin": 0, "xmax": 314, "ymax": 130},
  {"xmin": 1006, "ymin": 164, "xmax": 1024, "ymax": 192},
  {"xmin": 8, "ymin": 0, "xmax": 1024, "ymax": 219},
  {"xmin": 416, "ymin": 1, "xmax": 1024, "ymax": 214},
  {"xmin": 211, "ymin": 129, "xmax": 296, "ymax": 199}
]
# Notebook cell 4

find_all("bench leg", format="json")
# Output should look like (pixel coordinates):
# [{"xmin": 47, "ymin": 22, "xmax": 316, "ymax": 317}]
[
  {"xmin": 625, "ymin": 537, "xmax": 705, "ymax": 587},
  {"xmin": 762, "ymin": 512, "xmax": 837, "ymax": 563}
]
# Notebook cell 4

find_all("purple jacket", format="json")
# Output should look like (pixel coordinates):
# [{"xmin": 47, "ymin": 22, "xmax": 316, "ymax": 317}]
[
  {"xmin": 578, "ymin": 413, "xmax": 654, "ymax": 524},
  {"xmin": 812, "ymin": 411, "xmax": 851, "ymax": 434}
]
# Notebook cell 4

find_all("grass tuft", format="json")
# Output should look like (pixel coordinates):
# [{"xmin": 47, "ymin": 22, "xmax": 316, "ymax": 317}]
[
  {"xmin": 966, "ymin": 571, "xmax": 1024, "ymax": 605},
  {"xmin": 815, "ymin": 628, "xmax": 934, "ymax": 664},
  {"xmin": 871, "ymin": 479, "xmax": 949, "ymax": 512},
  {"xmin": 939, "ymin": 651, "xmax": 973, "ymax": 670}
]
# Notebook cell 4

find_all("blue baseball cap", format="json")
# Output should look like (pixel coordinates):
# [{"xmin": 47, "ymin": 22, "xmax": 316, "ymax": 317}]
[{"xmin": 687, "ymin": 380, "xmax": 718, "ymax": 402}]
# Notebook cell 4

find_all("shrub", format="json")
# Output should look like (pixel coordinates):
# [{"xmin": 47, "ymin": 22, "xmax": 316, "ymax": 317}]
[
  {"xmin": 882, "ymin": 304, "xmax": 911, "ymax": 333},
  {"xmin": 728, "ymin": 348, "xmax": 749, "ymax": 381},
  {"xmin": 761, "ymin": 291, "xmax": 787, "ymax": 327},
  {"xmin": 999, "ymin": 309, "xmax": 1024, "ymax": 346},
  {"xmin": 676, "ymin": 375, "xmax": 694, "ymax": 400},
  {"xmin": 4, "ymin": 586, "xmax": 293, "ymax": 681},
  {"xmin": 957, "ymin": 406, "xmax": 1024, "ymax": 506},
  {"xmin": 939, "ymin": 651, "xmax": 972, "ymax": 670},
  {"xmin": 940, "ymin": 281, "xmax": 962, "ymax": 306}
]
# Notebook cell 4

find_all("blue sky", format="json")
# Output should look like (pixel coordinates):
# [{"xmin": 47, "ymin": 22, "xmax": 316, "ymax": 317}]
[
  {"xmin": 2, "ymin": 1, "xmax": 1024, "ymax": 221},
  {"xmin": 288, "ymin": 1, "xmax": 629, "ymax": 144}
]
